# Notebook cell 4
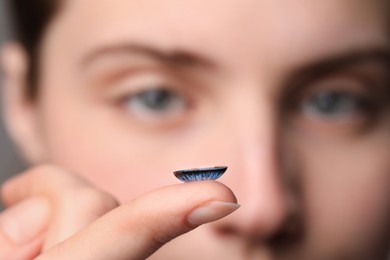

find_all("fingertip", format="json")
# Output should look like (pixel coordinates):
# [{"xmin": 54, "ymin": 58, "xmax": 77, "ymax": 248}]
[
  {"xmin": 174, "ymin": 180, "xmax": 238, "ymax": 204},
  {"xmin": 187, "ymin": 201, "xmax": 240, "ymax": 226}
]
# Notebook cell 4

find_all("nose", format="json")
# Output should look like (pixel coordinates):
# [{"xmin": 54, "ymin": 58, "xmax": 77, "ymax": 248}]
[{"xmin": 213, "ymin": 94, "xmax": 297, "ymax": 243}]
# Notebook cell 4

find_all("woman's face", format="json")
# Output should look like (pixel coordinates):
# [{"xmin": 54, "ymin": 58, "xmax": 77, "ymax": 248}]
[{"xmin": 9, "ymin": 0, "xmax": 390, "ymax": 259}]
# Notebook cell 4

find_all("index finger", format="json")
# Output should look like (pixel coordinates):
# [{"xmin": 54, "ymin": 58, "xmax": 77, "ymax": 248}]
[{"xmin": 37, "ymin": 181, "xmax": 239, "ymax": 260}]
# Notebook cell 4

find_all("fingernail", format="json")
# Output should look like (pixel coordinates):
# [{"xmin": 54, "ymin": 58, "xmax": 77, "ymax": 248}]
[
  {"xmin": 0, "ymin": 197, "xmax": 50, "ymax": 244},
  {"xmin": 187, "ymin": 201, "xmax": 240, "ymax": 226}
]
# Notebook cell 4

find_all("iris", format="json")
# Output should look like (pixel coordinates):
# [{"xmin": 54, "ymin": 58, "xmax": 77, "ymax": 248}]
[{"xmin": 174, "ymin": 166, "xmax": 227, "ymax": 182}]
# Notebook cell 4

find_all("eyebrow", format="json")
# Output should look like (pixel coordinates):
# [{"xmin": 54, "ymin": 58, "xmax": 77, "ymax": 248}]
[
  {"xmin": 80, "ymin": 42, "xmax": 216, "ymax": 70},
  {"xmin": 290, "ymin": 48, "xmax": 390, "ymax": 84}
]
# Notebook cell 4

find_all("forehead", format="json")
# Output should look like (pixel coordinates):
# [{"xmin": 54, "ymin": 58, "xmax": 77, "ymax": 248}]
[
  {"xmin": 47, "ymin": 0, "xmax": 389, "ymax": 72},
  {"xmin": 57, "ymin": 0, "xmax": 389, "ymax": 37}
]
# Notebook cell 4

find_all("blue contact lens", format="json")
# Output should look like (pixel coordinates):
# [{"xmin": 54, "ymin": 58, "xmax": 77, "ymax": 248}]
[{"xmin": 173, "ymin": 166, "xmax": 227, "ymax": 182}]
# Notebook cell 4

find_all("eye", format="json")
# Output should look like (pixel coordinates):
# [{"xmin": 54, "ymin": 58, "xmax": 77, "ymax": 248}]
[
  {"xmin": 173, "ymin": 166, "xmax": 228, "ymax": 182},
  {"xmin": 123, "ymin": 87, "xmax": 187, "ymax": 121},
  {"xmin": 302, "ymin": 91, "xmax": 369, "ymax": 120}
]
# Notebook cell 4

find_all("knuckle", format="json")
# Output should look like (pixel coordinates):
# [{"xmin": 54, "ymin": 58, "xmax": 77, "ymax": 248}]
[
  {"xmin": 26, "ymin": 164, "xmax": 69, "ymax": 186},
  {"xmin": 27, "ymin": 164, "xmax": 88, "ymax": 192},
  {"xmin": 29, "ymin": 164, "xmax": 63, "ymax": 176}
]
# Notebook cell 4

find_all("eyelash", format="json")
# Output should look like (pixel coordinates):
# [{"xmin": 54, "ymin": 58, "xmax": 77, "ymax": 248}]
[
  {"xmin": 112, "ymin": 76, "xmax": 194, "ymax": 126},
  {"xmin": 302, "ymin": 91, "xmax": 373, "ymax": 118},
  {"xmin": 290, "ymin": 77, "xmax": 380, "ymax": 129},
  {"xmin": 107, "ymin": 70, "xmax": 386, "ymax": 134}
]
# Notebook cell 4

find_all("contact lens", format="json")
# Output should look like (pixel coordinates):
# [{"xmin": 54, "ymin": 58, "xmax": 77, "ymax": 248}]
[{"xmin": 173, "ymin": 166, "xmax": 227, "ymax": 182}]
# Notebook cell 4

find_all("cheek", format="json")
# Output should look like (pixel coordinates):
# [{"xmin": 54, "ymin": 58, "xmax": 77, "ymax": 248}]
[
  {"xmin": 36, "ymin": 77, "xmax": 171, "ymax": 201},
  {"xmin": 36, "ymin": 79, "xmax": 231, "ymax": 202},
  {"xmin": 300, "ymin": 131, "xmax": 390, "ymax": 257},
  {"xmin": 37, "ymin": 101, "xmax": 175, "ymax": 201}
]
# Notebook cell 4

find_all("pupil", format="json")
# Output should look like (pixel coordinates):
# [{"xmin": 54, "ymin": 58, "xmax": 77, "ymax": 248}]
[
  {"xmin": 142, "ymin": 89, "xmax": 172, "ymax": 109},
  {"xmin": 315, "ymin": 92, "xmax": 344, "ymax": 113}
]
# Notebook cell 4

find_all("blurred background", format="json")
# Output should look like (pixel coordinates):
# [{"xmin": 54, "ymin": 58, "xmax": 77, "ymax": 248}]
[
  {"xmin": 0, "ymin": 2, "xmax": 389, "ymax": 258},
  {"xmin": 0, "ymin": 1, "xmax": 26, "ymax": 186}
]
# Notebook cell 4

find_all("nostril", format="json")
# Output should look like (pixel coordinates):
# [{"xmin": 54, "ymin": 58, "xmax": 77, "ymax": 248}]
[
  {"xmin": 210, "ymin": 193, "xmax": 303, "ymax": 245},
  {"xmin": 214, "ymin": 224, "xmax": 240, "ymax": 238},
  {"xmin": 267, "ymin": 213, "xmax": 305, "ymax": 248},
  {"xmin": 213, "ymin": 211, "xmax": 304, "ymax": 248}
]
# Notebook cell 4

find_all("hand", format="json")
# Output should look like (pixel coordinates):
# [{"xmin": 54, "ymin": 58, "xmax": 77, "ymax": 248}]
[{"xmin": 0, "ymin": 165, "xmax": 239, "ymax": 259}]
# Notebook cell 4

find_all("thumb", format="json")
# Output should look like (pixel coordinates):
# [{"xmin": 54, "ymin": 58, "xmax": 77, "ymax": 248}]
[{"xmin": 37, "ymin": 181, "xmax": 239, "ymax": 260}]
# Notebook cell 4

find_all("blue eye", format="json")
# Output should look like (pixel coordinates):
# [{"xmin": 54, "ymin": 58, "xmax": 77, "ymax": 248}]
[
  {"xmin": 174, "ymin": 166, "xmax": 228, "ymax": 182},
  {"xmin": 135, "ymin": 89, "xmax": 177, "ymax": 110},
  {"xmin": 125, "ymin": 88, "xmax": 186, "ymax": 119},
  {"xmin": 303, "ymin": 91, "xmax": 364, "ymax": 118}
]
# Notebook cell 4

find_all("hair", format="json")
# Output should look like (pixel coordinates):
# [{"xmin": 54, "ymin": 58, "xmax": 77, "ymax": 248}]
[{"xmin": 7, "ymin": 0, "xmax": 60, "ymax": 99}]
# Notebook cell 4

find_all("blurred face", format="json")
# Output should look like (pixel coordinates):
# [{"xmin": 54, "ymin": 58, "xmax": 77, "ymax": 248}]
[{"xmin": 18, "ymin": 0, "xmax": 390, "ymax": 259}]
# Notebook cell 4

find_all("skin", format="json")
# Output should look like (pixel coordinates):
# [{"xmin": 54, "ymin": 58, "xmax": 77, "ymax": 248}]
[{"xmin": 1, "ymin": 0, "xmax": 390, "ymax": 259}]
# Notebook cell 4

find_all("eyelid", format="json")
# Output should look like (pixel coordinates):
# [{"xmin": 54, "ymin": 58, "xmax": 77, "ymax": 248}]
[
  {"xmin": 284, "ymin": 50, "xmax": 390, "ymax": 91},
  {"xmin": 103, "ymin": 71, "xmax": 187, "ymax": 101},
  {"xmin": 303, "ymin": 92, "xmax": 363, "ymax": 116},
  {"xmin": 288, "ymin": 76, "xmax": 372, "ymax": 108},
  {"xmin": 107, "ymin": 80, "xmax": 196, "ymax": 130},
  {"xmin": 109, "ymin": 74, "xmax": 195, "ymax": 116},
  {"xmin": 124, "ymin": 89, "xmax": 187, "ymax": 123},
  {"xmin": 284, "ymin": 60, "xmax": 390, "ymax": 104},
  {"xmin": 87, "ymin": 54, "xmax": 215, "ymax": 102}
]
